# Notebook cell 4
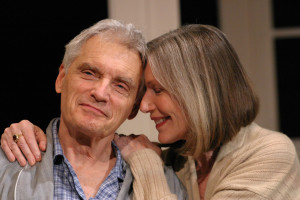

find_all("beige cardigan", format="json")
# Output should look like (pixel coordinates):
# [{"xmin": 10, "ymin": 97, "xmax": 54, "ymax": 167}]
[{"xmin": 128, "ymin": 123, "xmax": 300, "ymax": 200}]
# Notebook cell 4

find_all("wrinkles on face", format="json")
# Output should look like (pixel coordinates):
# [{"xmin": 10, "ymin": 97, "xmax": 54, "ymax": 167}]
[{"xmin": 58, "ymin": 36, "xmax": 142, "ymax": 141}]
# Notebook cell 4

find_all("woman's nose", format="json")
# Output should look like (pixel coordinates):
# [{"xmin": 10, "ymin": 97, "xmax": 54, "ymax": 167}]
[{"xmin": 139, "ymin": 90, "xmax": 155, "ymax": 113}]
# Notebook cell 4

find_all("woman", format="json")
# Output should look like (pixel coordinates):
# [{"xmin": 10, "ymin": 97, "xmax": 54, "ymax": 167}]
[{"xmin": 2, "ymin": 24, "xmax": 300, "ymax": 199}]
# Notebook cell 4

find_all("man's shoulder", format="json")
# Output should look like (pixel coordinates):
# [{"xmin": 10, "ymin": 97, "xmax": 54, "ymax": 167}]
[
  {"xmin": 163, "ymin": 164, "xmax": 189, "ymax": 199},
  {"xmin": 0, "ymin": 148, "xmax": 54, "ymax": 199},
  {"xmin": 0, "ymin": 150, "xmax": 27, "ymax": 199},
  {"xmin": 0, "ymin": 148, "xmax": 23, "ymax": 175},
  {"xmin": 0, "ymin": 118, "xmax": 56, "ymax": 199}
]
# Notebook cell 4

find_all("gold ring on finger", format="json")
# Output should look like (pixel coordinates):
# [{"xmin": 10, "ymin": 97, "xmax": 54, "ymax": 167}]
[{"xmin": 13, "ymin": 134, "xmax": 23, "ymax": 143}]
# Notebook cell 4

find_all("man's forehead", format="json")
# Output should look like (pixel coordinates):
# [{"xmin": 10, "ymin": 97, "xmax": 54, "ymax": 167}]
[{"xmin": 69, "ymin": 36, "xmax": 143, "ymax": 82}]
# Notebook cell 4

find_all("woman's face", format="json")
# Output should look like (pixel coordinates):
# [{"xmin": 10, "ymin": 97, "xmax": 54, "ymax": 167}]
[{"xmin": 140, "ymin": 64, "xmax": 188, "ymax": 144}]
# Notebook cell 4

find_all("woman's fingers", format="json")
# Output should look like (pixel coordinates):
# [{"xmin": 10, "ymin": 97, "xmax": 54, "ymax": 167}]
[
  {"xmin": 12, "ymin": 120, "xmax": 40, "ymax": 165},
  {"xmin": 17, "ymin": 134, "xmax": 37, "ymax": 166},
  {"xmin": 1, "ymin": 127, "xmax": 27, "ymax": 166},
  {"xmin": 1, "ymin": 134, "xmax": 16, "ymax": 162},
  {"xmin": 114, "ymin": 133, "xmax": 162, "ymax": 160},
  {"xmin": 0, "ymin": 120, "xmax": 46, "ymax": 166},
  {"xmin": 114, "ymin": 133, "xmax": 131, "ymax": 151},
  {"xmin": 35, "ymin": 125, "xmax": 47, "ymax": 152},
  {"xmin": 23, "ymin": 124, "xmax": 47, "ymax": 162},
  {"xmin": 12, "ymin": 136, "xmax": 30, "ymax": 166}
]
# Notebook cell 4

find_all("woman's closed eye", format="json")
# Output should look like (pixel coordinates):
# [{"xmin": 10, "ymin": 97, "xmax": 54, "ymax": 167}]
[{"xmin": 153, "ymin": 88, "xmax": 163, "ymax": 94}]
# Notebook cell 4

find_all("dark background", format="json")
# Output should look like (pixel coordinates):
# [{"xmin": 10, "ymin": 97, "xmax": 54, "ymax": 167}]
[
  {"xmin": 0, "ymin": 1, "xmax": 219, "ymax": 134},
  {"xmin": 0, "ymin": 0, "xmax": 299, "ymax": 138},
  {"xmin": 272, "ymin": 0, "xmax": 300, "ymax": 138},
  {"xmin": 0, "ymin": 2, "xmax": 108, "ymax": 131}
]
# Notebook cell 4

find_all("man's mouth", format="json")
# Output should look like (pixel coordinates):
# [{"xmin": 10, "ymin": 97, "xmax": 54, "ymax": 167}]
[{"xmin": 80, "ymin": 103, "xmax": 108, "ymax": 117}]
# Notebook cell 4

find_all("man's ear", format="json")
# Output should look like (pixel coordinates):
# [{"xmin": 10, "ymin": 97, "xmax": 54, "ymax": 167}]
[
  {"xmin": 127, "ymin": 103, "xmax": 139, "ymax": 120},
  {"xmin": 128, "ymin": 83, "xmax": 146, "ymax": 120},
  {"xmin": 55, "ymin": 64, "xmax": 66, "ymax": 94}
]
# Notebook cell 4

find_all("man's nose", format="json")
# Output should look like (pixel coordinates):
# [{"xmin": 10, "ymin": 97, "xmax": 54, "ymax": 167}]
[{"xmin": 91, "ymin": 79, "xmax": 111, "ymax": 102}]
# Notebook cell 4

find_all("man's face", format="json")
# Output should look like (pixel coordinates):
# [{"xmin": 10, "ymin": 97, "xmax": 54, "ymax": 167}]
[{"xmin": 56, "ymin": 35, "xmax": 142, "ymax": 139}]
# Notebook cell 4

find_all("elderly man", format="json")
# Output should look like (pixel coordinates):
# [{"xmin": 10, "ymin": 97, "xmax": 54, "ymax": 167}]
[{"xmin": 0, "ymin": 19, "xmax": 186, "ymax": 200}]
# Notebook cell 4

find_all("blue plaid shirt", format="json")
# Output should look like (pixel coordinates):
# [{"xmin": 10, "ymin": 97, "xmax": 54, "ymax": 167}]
[{"xmin": 52, "ymin": 118, "xmax": 126, "ymax": 200}]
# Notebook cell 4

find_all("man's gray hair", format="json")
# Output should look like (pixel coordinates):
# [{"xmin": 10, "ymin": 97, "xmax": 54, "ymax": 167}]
[{"xmin": 62, "ymin": 19, "xmax": 147, "ymax": 71}]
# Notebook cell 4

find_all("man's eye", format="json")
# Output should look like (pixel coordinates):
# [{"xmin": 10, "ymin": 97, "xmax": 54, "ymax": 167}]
[
  {"xmin": 117, "ymin": 84, "xmax": 125, "ymax": 89},
  {"xmin": 116, "ymin": 83, "xmax": 128, "ymax": 91},
  {"xmin": 114, "ymin": 82, "xmax": 130, "ymax": 95},
  {"xmin": 81, "ymin": 70, "xmax": 97, "ymax": 80},
  {"xmin": 83, "ymin": 71, "xmax": 93, "ymax": 76}
]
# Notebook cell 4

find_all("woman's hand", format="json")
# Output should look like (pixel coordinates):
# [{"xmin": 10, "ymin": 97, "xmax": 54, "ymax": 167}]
[
  {"xmin": 114, "ymin": 133, "xmax": 162, "ymax": 161},
  {"xmin": 1, "ymin": 120, "xmax": 47, "ymax": 166}
]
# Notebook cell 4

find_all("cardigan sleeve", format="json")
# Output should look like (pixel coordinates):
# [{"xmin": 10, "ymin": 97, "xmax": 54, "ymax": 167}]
[
  {"xmin": 206, "ymin": 128, "xmax": 300, "ymax": 200},
  {"xmin": 126, "ymin": 148, "xmax": 178, "ymax": 200}
]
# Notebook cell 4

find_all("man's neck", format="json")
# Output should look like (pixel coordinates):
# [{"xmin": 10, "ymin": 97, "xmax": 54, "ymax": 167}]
[
  {"xmin": 57, "ymin": 122, "xmax": 117, "ymax": 198},
  {"xmin": 57, "ymin": 119, "xmax": 116, "ymax": 161}
]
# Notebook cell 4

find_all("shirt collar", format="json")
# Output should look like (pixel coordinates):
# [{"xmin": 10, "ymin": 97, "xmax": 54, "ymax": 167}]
[
  {"xmin": 112, "ymin": 140, "xmax": 125, "ymax": 181},
  {"xmin": 52, "ymin": 118, "xmax": 63, "ymax": 165}
]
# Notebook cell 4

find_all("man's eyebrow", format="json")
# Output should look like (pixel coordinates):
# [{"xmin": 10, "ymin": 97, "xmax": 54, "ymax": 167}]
[{"xmin": 79, "ymin": 63, "xmax": 100, "ymax": 72}]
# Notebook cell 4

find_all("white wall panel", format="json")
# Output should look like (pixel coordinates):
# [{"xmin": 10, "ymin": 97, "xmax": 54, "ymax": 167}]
[
  {"xmin": 219, "ymin": 0, "xmax": 278, "ymax": 130},
  {"xmin": 108, "ymin": 0, "xmax": 180, "ymax": 141}
]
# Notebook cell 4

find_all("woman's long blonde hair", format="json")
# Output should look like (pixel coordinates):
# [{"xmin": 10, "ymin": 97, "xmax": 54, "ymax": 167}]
[{"xmin": 147, "ymin": 24, "xmax": 259, "ymax": 158}]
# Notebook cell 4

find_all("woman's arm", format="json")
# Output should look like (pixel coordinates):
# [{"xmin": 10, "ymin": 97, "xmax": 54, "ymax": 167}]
[
  {"xmin": 114, "ymin": 134, "xmax": 178, "ymax": 200},
  {"xmin": 1, "ymin": 120, "xmax": 46, "ymax": 166}
]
